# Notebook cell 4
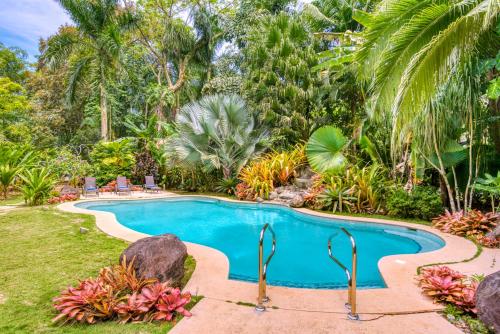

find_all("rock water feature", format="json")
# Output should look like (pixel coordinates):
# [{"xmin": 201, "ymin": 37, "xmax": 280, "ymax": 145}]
[{"xmin": 268, "ymin": 167, "xmax": 315, "ymax": 208}]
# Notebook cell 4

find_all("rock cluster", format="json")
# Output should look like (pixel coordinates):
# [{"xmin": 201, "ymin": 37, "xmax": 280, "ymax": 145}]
[{"xmin": 269, "ymin": 185, "xmax": 307, "ymax": 208}]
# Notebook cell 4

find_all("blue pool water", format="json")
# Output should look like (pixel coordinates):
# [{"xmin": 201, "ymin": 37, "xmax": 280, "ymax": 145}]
[{"xmin": 77, "ymin": 198, "xmax": 444, "ymax": 289}]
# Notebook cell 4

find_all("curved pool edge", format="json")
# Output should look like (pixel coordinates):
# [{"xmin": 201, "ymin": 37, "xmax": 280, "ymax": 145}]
[{"xmin": 58, "ymin": 194, "xmax": 477, "ymax": 314}]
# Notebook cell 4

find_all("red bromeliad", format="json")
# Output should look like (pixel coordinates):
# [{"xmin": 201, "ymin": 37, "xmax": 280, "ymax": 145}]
[
  {"xmin": 53, "ymin": 261, "xmax": 193, "ymax": 324},
  {"xmin": 152, "ymin": 287, "xmax": 192, "ymax": 321},
  {"xmin": 417, "ymin": 266, "xmax": 479, "ymax": 314}
]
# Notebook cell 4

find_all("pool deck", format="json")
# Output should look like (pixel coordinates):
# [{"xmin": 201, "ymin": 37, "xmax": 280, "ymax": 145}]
[{"xmin": 59, "ymin": 192, "xmax": 499, "ymax": 334}]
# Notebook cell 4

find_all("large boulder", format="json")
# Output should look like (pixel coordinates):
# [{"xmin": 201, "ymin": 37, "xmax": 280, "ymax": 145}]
[
  {"xmin": 120, "ymin": 234, "xmax": 187, "ymax": 287},
  {"xmin": 475, "ymin": 271, "xmax": 500, "ymax": 333}
]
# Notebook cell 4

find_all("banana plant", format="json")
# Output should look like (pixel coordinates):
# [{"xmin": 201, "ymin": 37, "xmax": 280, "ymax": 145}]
[{"xmin": 474, "ymin": 172, "xmax": 500, "ymax": 212}]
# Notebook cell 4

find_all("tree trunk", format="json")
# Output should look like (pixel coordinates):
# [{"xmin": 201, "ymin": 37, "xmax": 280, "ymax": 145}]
[{"xmin": 100, "ymin": 83, "xmax": 108, "ymax": 141}]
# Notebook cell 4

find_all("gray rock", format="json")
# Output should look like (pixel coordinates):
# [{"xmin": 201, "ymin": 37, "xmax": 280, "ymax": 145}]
[
  {"xmin": 120, "ymin": 234, "xmax": 187, "ymax": 287},
  {"xmin": 256, "ymin": 197, "xmax": 264, "ymax": 203},
  {"xmin": 269, "ymin": 191, "xmax": 278, "ymax": 200},
  {"xmin": 289, "ymin": 194, "xmax": 304, "ymax": 208},
  {"xmin": 476, "ymin": 271, "xmax": 500, "ymax": 333},
  {"xmin": 60, "ymin": 184, "xmax": 80, "ymax": 196},
  {"xmin": 486, "ymin": 225, "xmax": 500, "ymax": 238},
  {"xmin": 294, "ymin": 178, "xmax": 313, "ymax": 189},
  {"xmin": 279, "ymin": 191, "xmax": 295, "ymax": 200},
  {"xmin": 79, "ymin": 227, "xmax": 89, "ymax": 234}
]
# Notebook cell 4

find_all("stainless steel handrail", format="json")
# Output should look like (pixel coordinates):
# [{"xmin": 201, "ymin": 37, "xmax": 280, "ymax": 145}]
[
  {"xmin": 328, "ymin": 227, "xmax": 359, "ymax": 320},
  {"xmin": 256, "ymin": 223, "xmax": 276, "ymax": 312}
]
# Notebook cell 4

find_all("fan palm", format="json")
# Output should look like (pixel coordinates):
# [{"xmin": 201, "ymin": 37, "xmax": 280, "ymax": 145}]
[
  {"xmin": 42, "ymin": 0, "xmax": 136, "ymax": 140},
  {"xmin": 306, "ymin": 126, "xmax": 348, "ymax": 173},
  {"xmin": 170, "ymin": 95, "xmax": 269, "ymax": 179},
  {"xmin": 356, "ymin": 0, "xmax": 499, "ymax": 154}
]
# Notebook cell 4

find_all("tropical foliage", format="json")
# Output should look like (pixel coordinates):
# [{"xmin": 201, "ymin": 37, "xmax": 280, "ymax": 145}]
[
  {"xmin": 170, "ymin": 94, "xmax": 268, "ymax": 179},
  {"xmin": 242, "ymin": 12, "xmax": 336, "ymax": 146},
  {"xmin": 237, "ymin": 145, "xmax": 306, "ymax": 199},
  {"xmin": 89, "ymin": 139, "xmax": 135, "ymax": 184},
  {"xmin": 19, "ymin": 168, "xmax": 56, "ymax": 206},
  {"xmin": 387, "ymin": 186, "xmax": 443, "ymax": 220},
  {"xmin": 42, "ymin": 0, "xmax": 136, "ymax": 141},
  {"xmin": 0, "ymin": 145, "xmax": 35, "ymax": 199},
  {"xmin": 306, "ymin": 126, "xmax": 347, "ymax": 173}
]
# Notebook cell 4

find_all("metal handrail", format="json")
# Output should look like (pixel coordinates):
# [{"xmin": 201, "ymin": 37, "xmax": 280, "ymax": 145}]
[
  {"xmin": 327, "ymin": 227, "xmax": 359, "ymax": 320},
  {"xmin": 255, "ymin": 223, "xmax": 276, "ymax": 312}
]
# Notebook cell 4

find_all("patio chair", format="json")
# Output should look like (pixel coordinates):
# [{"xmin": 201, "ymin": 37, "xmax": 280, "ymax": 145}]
[
  {"xmin": 83, "ymin": 177, "xmax": 99, "ymax": 197},
  {"xmin": 115, "ymin": 176, "xmax": 131, "ymax": 195},
  {"xmin": 144, "ymin": 175, "xmax": 161, "ymax": 193}
]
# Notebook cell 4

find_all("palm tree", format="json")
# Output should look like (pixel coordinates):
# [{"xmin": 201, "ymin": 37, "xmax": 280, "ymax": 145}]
[
  {"xmin": 42, "ymin": 0, "xmax": 136, "ymax": 141},
  {"xmin": 356, "ymin": 0, "xmax": 499, "ymax": 153},
  {"xmin": 170, "ymin": 95, "xmax": 269, "ymax": 179}
]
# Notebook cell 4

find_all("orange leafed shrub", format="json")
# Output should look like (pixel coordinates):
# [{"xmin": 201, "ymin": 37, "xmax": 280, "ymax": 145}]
[
  {"xmin": 53, "ymin": 258, "xmax": 192, "ymax": 325},
  {"xmin": 432, "ymin": 210, "xmax": 498, "ymax": 247}
]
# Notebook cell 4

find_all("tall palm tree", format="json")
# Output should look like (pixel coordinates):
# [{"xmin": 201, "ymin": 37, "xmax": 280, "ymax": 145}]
[
  {"xmin": 42, "ymin": 0, "xmax": 136, "ymax": 141},
  {"xmin": 356, "ymin": 0, "xmax": 499, "ymax": 212},
  {"xmin": 356, "ymin": 0, "xmax": 499, "ymax": 153}
]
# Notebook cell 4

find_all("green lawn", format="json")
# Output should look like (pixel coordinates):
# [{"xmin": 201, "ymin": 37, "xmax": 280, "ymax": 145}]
[{"xmin": 0, "ymin": 206, "xmax": 198, "ymax": 334}]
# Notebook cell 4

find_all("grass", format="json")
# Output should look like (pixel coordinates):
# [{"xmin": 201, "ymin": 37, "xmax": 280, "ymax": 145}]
[
  {"xmin": 0, "ymin": 206, "xmax": 198, "ymax": 334},
  {"xmin": 0, "ymin": 193, "xmax": 24, "ymax": 206}
]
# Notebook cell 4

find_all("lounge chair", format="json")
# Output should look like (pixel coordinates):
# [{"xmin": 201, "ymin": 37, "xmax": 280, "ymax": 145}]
[
  {"xmin": 115, "ymin": 176, "xmax": 131, "ymax": 195},
  {"xmin": 83, "ymin": 177, "xmax": 99, "ymax": 197},
  {"xmin": 144, "ymin": 175, "xmax": 161, "ymax": 193}
]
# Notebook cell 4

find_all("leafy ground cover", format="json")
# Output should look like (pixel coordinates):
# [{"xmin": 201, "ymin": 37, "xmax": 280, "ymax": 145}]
[{"xmin": 0, "ymin": 206, "xmax": 197, "ymax": 334}]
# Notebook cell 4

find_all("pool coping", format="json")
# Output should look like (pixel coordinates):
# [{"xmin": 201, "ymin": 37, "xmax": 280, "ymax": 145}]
[{"xmin": 58, "ymin": 193, "xmax": 478, "ymax": 314}]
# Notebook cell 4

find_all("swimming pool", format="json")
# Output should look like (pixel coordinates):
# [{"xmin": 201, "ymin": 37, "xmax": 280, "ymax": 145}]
[{"xmin": 77, "ymin": 197, "xmax": 444, "ymax": 289}]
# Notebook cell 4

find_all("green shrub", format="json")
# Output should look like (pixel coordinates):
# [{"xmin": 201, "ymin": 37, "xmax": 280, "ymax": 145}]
[
  {"xmin": 47, "ymin": 147, "xmax": 91, "ymax": 186},
  {"xmin": 19, "ymin": 168, "xmax": 56, "ymax": 206},
  {"xmin": 89, "ymin": 139, "xmax": 135, "ymax": 185},
  {"xmin": 0, "ymin": 144, "xmax": 36, "ymax": 199},
  {"xmin": 387, "ymin": 186, "xmax": 443, "ymax": 220}
]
